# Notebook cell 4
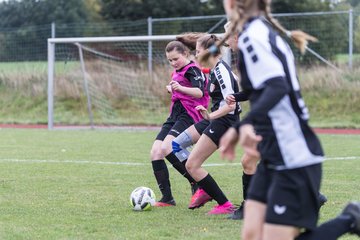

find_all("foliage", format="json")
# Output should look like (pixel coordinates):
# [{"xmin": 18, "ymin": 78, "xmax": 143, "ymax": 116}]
[
  {"xmin": 272, "ymin": 0, "xmax": 332, "ymax": 13},
  {"xmin": 100, "ymin": 0, "xmax": 224, "ymax": 21},
  {"xmin": 0, "ymin": 0, "xmax": 101, "ymax": 61}
]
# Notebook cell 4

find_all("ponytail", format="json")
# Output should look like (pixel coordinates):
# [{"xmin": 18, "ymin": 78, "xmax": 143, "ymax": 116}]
[
  {"xmin": 199, "ymin": 0, "xmax": 249, "ymax": 65},
  {"xmin": 260, "ymin": 0, "xmax": 317, "ymax": 54}
]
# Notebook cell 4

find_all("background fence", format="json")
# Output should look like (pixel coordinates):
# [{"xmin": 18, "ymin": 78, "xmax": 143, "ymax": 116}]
[{"xmin": 0, "ymin": 10, "xmax": 359, "ymax": 126}]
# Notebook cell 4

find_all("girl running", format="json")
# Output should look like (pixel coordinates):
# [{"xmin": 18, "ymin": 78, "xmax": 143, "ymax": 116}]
[
  {"xmin": 172, "ymin": 33, "xmax": 241, "ymax": 215},
  {"xmin": 151, "ymin": 39, "xmax": 209, "ymax": 207},
  {"xmin": 204, "ymin": 0, "xmax": 360, "ymax": 239}
]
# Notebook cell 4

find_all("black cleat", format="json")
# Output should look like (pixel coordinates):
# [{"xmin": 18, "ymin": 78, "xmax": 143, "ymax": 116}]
[
  {"xmin": 318, "ymin": 192, "xmax": 328, "ymax": 207},
  {"xmin": 228, "ymin": 201, "xmax": 244, "ymax": 220},
  {"xmin": 341, "ymin": 202, "xmax": 360, "ymax": 236}
]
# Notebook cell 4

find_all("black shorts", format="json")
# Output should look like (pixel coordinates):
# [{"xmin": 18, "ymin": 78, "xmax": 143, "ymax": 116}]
[
  {"xmin": 156, "ymin": 101, "xmax": 195, "ymax": 141},
  {"xmin": 194, "ymin": 115, "xmax": 238, "ymax": 147},
  {"xmin": 247, "ymin": 162, "xmax": 322, "ymax": 230}
]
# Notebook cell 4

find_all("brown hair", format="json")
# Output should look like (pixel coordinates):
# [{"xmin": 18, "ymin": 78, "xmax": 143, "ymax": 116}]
[
  {"xmin": 165, "ymin": 41, "xmax": 190, "ymax": 55},
  {"xmin": 200, "ymin": 0, "xmax": 317, "ymax": 64},
  {"xmin": 165, "ymin": 32, "xmax": 208, "ymax": 56}
]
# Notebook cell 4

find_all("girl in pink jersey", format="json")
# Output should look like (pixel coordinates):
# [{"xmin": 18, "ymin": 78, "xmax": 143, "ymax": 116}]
[{"xmin": 151, "ymin": 39, "xmax": 209, "ymax": 207}]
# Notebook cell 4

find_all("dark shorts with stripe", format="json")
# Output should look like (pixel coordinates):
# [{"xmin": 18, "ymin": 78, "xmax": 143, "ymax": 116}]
[
  {"xmin": 247, "ymin": 162, "xmax": 322, "ymax": 230},
  {"xmin": 156, "ymin": 101, "xmax": 195, "ymax": 141},
  {"xmin": 194, "ymin": 114, "xmax": 239, "ymax": 147}
]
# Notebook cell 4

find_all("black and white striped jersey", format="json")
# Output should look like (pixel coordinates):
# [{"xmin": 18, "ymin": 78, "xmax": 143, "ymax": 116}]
[
  {"xmin": 208, "ymin": 60, "xmax": 241, "ymax": 115},
  {"xmin": 237, "ymin": 17, "xmax": 324, "ymax": 170}
]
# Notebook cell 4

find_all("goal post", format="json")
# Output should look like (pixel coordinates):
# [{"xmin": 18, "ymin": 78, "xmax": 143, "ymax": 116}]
[{"xmin": 47, "ymin": 35, "xmax": 229, "ymax": 130}]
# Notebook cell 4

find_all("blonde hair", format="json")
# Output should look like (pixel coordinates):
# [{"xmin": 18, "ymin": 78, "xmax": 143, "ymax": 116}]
[{"xmin": 200, "ymin": 0, "xmax": 317, "ymax": 64}]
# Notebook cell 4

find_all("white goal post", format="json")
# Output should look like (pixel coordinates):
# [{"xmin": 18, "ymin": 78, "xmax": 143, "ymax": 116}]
[{"xmin": 47, "ymin": 35, "xmax": 230, "ymax": 130}]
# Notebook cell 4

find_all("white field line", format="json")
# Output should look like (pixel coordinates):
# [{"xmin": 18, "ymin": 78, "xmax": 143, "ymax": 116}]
[{"xmin": 0, "ymin": 156, "xmax": 358, "ymax": 167}]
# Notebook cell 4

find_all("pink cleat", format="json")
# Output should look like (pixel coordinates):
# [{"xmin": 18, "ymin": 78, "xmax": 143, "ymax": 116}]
[
  {"xmin": 207, "ymin": 201, "xmax": 235, "ymax": 215},
  {"xmin": 188, "ymin": 188, "xmax": 213, "ymax": 209}
]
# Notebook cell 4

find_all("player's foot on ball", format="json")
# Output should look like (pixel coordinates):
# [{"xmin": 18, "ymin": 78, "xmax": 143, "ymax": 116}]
[
  {"xmin": 318, "ymin": 192, "xmax": 328, "ymax": 207},
  {"xmin": 208, "ymin": 201, "xmax": 235, "ymax": 215},
  {"xmin": 228, "ymin": 201, "xmax": 244, "ymax": 220},
  {"xmin": 188, "ymin": 188, "xmax": 212, "ymax": 209},
  {"xmin": 154, "ymin": 198, "xmax": 176, "ymax": 207},
  {"xmin": 341, "ymin": 201, "xmax": 360, "ymax": 236}
]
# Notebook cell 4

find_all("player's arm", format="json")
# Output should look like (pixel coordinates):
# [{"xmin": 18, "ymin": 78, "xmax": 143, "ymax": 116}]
[
  {"xmin": 180, "ymin": 66, "xmax": 205, "ymax": 98},
  {"xmin": 239, "ymin": 33, "xmax": 290, "ymax": 126},
  {"xmin": 209, "ymin": 64, "xmax": 237, "ymax": 119},
  {"xmin": 226, "ymin": 90, "xmax": 250, "ymax": 105},
  {"xmin": 241, "ymin": 77, "xmax": 289, "ymax": 126},
  {"xmin": 233, "ymin": 90, "xmax": 251, "ymax": 102}
]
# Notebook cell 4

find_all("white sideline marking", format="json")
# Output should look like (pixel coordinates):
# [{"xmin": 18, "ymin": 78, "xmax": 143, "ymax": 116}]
[{"xmin": 0, "ymin": 156, "xmax": 359, "ymax": 167}]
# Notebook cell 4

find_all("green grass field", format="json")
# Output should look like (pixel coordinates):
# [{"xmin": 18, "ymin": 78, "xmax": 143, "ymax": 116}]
[{"xmin": 0, "ymin": 129, "xmax": 359, "ymax": 239}]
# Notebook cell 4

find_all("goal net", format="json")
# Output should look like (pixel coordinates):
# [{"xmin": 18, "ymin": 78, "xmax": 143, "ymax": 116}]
[{"xmin": 47, "ymin": 36, "xmax": 178, "ymax": 129}]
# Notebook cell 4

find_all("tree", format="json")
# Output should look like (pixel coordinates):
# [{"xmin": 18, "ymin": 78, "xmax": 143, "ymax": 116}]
[
  {"xmin": 100, "ymin": 0, "xmax": 224, "ymax": 21},
  {"xmin": 0, "ymin": 0, "xmax": 102, "ymax": 61},
  {"xmin": 271, "ymin": 0, "xmax": 331, "ymax": 13}
]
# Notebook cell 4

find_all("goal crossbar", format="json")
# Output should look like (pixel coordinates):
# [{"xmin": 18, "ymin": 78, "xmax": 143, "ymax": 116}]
[{"xmin": 47, "ymin": 34, "xmax": 225, "ymax": 130}]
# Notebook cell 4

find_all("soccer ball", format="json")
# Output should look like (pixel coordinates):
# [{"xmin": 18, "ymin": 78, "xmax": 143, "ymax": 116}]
[{"xmin": 130, "ymin": 186, "xmax": 156, "ymax": 211}]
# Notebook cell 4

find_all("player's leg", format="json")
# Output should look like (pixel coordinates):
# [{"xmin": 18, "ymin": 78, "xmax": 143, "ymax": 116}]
[
  {"xmin": 151, "ymin": 121, "xmax": 176, "ymax": 207},
  {"xmin": 263, "ymin": 224, "xmax": 299, "ymax": 240},
  {"xmin": 295, "ymin": 202, "xmax": 360, "ymax": 240},
  {"xmin": 229, "ymin": 153, "xmax": 259, "ymax": 220},
  {"xmin": 242, "ymin": 200, "xmax": 266, "ymax": 240},
  {"xmin": 162, "ymin": 115, "xmax": 198, "ymax": 196},
  {"xmin": 264, "ymin": 164, "xmax": 322, "ymax": 239},
  {"xmin": 242, "ymin": 162, "xmax": 269, "ymax": 239},
  {"xmin": 171, "ymin": 120, "xmax": 209, "ymax": 195},
  {"xmin": 187, "ymin": 134, "xmax": 234, "ymax": 214}
]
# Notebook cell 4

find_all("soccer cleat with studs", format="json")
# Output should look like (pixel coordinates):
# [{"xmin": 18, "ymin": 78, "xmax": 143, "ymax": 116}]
[
  {"xmin": 207, "ymin": 201, "xmax": 235, "ymax": 215},
  {"xmin": 188, "ymin": 188, "xmax": 212, "ymax": 209},
  {"xmin": 154, "ymin": 198, "xmax": 176, "ymax": 207},
  {"xmin": 228, "ymin": 201, "xmax": 244, "ymax": 220}
]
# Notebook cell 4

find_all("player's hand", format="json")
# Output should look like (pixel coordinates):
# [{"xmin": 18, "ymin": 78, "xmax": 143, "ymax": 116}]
[
  {"xmin": 239, "ymin": 124, "xmax": 262, "ymax": 159},
  {"xmin": 219, "ymin": 127, "xmax": 239, "ymax": 161},
  {"xmin": 225, "ymin": 95, "xmax": 236, "ymax": 105},
  {"xmin": 170, "ymin": 80, "xmax": 182, "ymax": 92},
  {"xmin": 195, "ymin": 105, "xmax": 210, "ymax": 120},
  {"xmin": 166, "ymin": 85, "xmax": 172, "ymax": 93}
]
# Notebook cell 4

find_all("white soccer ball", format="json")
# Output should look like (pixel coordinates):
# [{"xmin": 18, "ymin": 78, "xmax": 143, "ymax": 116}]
[{"xmin": 130, "ymin": 186, "xmax": 156, "ymax": 211}]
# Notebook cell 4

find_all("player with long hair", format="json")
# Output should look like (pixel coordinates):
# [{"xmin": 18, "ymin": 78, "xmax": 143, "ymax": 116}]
[
  {"xmin": 221, "ymin": 22, "xmax": 327, "ymax": 221},
  {"xmin": 172, "ymin": 33, "xmax": 241, "ymax": 214},
  {"xmin": 150, "ymin": 39, "xmax": 209, "ymax": 207},
  {"xmin": 200, "ymin": 0, "xmax": 360, "ymax": 239}
]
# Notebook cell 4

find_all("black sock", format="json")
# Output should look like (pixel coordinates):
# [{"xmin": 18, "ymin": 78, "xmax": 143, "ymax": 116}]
[
  {"xmin": 296, "ymin": 215, "xmax": 354, "ymax": 240},
  {"xmin": 242, "ymin": 172, "xmax": 253, "ymax": 200},
  {"xmin": 165, "ymin": 152, "xmax": 196, "ymax": 185},
  {"xmin": 152, "ymin": 159, "xmax": 173, "ymax": 201},
  {"xmin": 198, "ymin": 174, "xmax": 228, "ymax": 205}
]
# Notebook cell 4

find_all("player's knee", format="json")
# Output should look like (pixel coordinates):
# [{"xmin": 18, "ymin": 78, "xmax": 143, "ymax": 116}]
[
  {"xmin": 150, "ymin": 146, "xmax": 163, "ymax": 160},
  {"xmin": 160, "ymin": 143, "xmax": 172, "ymax": 157},
  {"xmin": 185, "ymin": 160, "xmax": 195, "ymax": 174}
]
